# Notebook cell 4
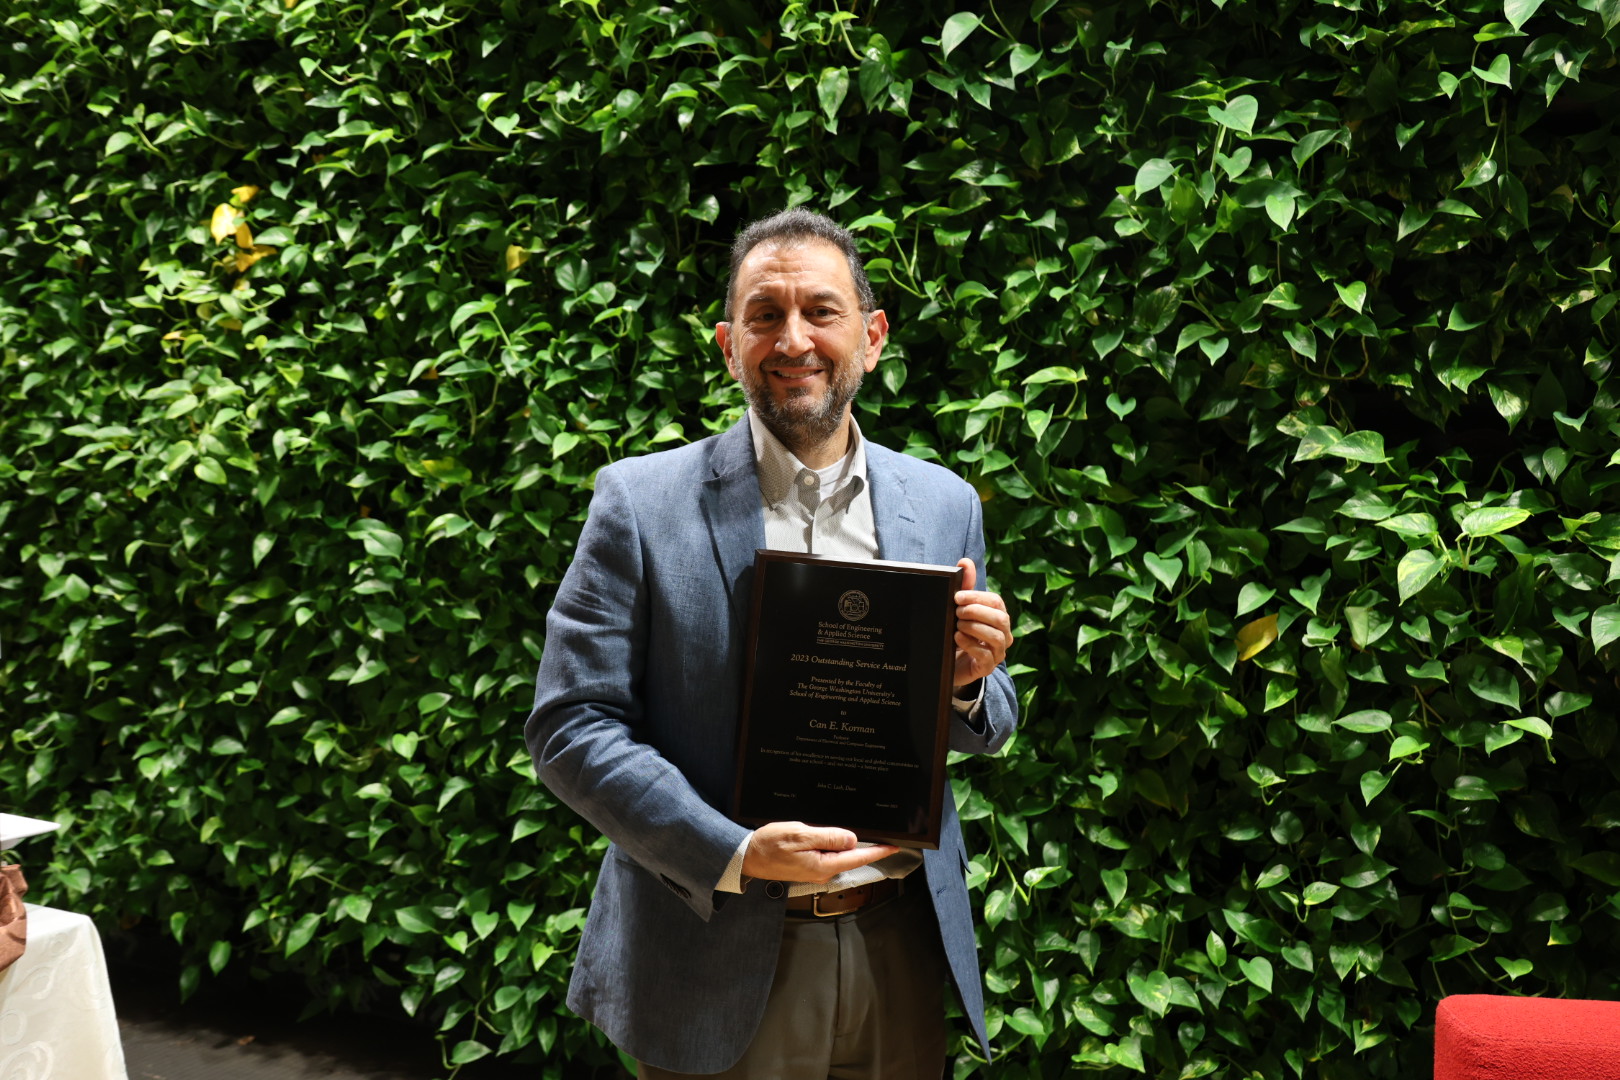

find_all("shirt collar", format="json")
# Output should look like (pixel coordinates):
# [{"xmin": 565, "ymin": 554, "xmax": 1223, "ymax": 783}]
[{"xmin": 750, "ymin": 413, "xmax": 868, "ymax": 509}]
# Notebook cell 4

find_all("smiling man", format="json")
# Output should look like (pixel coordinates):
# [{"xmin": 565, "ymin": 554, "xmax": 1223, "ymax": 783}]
[
  {"xmin": 715, "ymin": 232, "xmax": 886, "ymax": 469},
  {"xmin": 525, "ymin": 209, "xmax": 1017, "ymax": 1079}
]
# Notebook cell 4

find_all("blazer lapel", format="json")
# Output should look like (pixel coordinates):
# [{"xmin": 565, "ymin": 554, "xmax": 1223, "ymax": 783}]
[
  {"xmin": 701, "ymin": 418, "xmax": 766, "ymax": 631},
  {"xmin": 866, "ymin": 445, "xmax": 927, "ymax": 563}
]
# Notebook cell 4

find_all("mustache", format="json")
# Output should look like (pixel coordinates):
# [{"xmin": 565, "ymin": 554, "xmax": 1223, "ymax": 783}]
[{"xmin": 762, "ymin": 354, "xmax": 828, "ymax": 372}]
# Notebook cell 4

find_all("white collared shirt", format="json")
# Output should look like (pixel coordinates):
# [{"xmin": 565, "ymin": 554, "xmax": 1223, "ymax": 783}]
[{"xmin": 750, "ymin": 413, "xmax": 880, "ymax": 558}]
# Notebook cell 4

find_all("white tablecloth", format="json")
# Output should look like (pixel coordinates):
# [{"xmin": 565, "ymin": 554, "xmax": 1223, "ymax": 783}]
[{"xmin": 0, "ymin": 903, "xmax": 128, "ymax": 1080}]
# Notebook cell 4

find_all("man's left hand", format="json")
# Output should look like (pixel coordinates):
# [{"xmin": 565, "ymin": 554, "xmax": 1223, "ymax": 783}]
[{"xmin": 953, "ymin": 558, "xmax": 1012, "ymax": 687}]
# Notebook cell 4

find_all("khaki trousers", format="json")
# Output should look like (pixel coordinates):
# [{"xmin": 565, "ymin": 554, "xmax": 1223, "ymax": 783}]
[{"xmin": 638, "ymin": 885, "xmax": 948, "ymax": 1079}]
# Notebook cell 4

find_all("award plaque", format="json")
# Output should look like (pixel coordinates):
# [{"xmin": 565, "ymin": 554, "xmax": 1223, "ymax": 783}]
[{"xmin": 731, "ymin": 550, "xmax": 962, "ymax": 849}]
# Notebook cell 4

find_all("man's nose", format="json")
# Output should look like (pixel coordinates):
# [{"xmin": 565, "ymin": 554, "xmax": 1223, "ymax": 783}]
[{"xmin": 775, "ymin": 311, "xmax": 812, "ymax": 356}]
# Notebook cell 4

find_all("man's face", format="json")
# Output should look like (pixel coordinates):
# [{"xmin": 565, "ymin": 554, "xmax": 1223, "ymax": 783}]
[{"xmin": 715, "ymin": 238, "xmax": 887, "ymax": 455}]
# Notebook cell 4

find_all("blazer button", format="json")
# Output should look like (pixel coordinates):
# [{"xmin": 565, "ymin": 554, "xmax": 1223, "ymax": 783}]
[
  {"xmin": 660, "ymin": 874, "xmax": 691, "ymax": 900},
  {"xmin": 764, "ymin": 881, "xmax": 786, "ymax": 900}
]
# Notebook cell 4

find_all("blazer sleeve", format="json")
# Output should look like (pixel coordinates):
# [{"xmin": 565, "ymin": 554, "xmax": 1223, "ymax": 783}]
[
  {"xmin": 950, "ymin": 482, "xmax": 1018, "ymax": 756},
  {"xmin": 523, "ymin": 466, "xmax": 750, "ymax": 921}
]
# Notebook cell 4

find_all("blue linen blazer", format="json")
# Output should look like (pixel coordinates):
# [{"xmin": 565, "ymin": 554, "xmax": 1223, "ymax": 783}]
[{"xmin": 525, "ymin": 416, "xmax": 1018, "ymax": 1074}]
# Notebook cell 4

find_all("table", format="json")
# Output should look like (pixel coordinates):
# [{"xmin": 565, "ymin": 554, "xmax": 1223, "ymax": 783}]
[
  {"xmin": 0, "ymin": 903, "xmax": 128, "ymax": 1080},
  {"xmin": 1436, "ymin": 994, "xmax": 1620, "ymax": 1080}
]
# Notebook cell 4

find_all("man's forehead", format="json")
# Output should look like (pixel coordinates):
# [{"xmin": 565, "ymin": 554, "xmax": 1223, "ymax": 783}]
[{"xmin": 734, "ymin": 238, "xmax": 855, "ymax": 297}]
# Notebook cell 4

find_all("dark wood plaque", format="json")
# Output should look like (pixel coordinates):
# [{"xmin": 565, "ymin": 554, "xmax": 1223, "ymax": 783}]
[{"xmin": 731, "ymin": 550, "xmax": 962, "ymax": 849}]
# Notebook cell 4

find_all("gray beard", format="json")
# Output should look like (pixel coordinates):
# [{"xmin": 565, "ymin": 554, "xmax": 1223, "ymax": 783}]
[{"xmin": 744, "ymin": 368, "xmax": 864, "ymax": 458}]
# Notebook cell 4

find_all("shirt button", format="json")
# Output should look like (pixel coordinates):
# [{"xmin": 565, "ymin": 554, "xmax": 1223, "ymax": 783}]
[{"xmin": 802, "ymin": 475, "xmax": 816, "ymax": 487}]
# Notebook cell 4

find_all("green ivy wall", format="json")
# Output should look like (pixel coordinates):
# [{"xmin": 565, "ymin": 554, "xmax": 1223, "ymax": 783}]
[{"xmin": 4, "ymin": 0, "xmax": 1620, "ymax": 1076}]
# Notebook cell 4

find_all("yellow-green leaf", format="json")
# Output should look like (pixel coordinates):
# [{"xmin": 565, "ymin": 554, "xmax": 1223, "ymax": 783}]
[
  {"xmin": 209, "ymin": 202, "xmax": 237, "ymax": 242},
  {"xmin": 1459, "ymin": 506, "xmax": 1531, "ymax": 536},
  {"xmin": 1397, "ymin": 549, "xmax": 1445, "ymax": 602},
  {"xmin": 1236, "ymin": 613, "xmax": 1278, "ymax": 661}
]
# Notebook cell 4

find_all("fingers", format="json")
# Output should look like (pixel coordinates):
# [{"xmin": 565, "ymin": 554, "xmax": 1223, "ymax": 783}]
[
  {"xmin": 952, "ymin": 561, "xmax": 1012, "ymax": 684},
  {"xmin": 743, "ymin": 822, "xmax": 901, "ymax": 883},
  {"xmin": 955, "ymin": 629, "xmax": 1000, "ymax": 660},
  {"xmin": 954, "ymin": 634, "xmax": 997, "ymax": 686},
  {"xmin": 751, "ymin": 820, "xmax": 855, "ymax": 851},
  {"xmin": 809, "ymin": 843, "xmax": 901, "ymax": 881},
  {"xmin": 957, "ymin": 557, "xmax": 977, "ymax": 593},
  {"xmin": 785, "ymin": 823, "xmax": 859, "ymax": 853},
  {"xmin": 955, "ymin": 600, "xmax": 1010, "ymax": 639},
  {"xmin": 954, "ymin": 561, "xmax": 1008, "ymax": 640}
]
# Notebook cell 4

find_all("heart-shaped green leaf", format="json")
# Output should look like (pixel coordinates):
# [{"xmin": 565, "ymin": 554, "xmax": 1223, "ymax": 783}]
[
  {"xmin": 1459, "ymin": 506, "xmax": 1531, "ymax": 536},
  {"xmin": 1504, "ymin": 0, "xmax": 1544, "ymax": 30},
  {"xmin": 1335, "ymin": 280, "xmax": 1368, "ymax": 313},
  {"xmin": 1571, "ymin": 852, "xmax": 1620, "ymax": 885},
  {"xmin": 1472, "ymin": 53, "xmax": 1512, "ymax": 86},
  {"xmin": 1397, "ymin": 549, "xmax": 1445, "ymax": 602},
  {"xmin": 1236, "ymin": 583, "xmax": 1274, "ymax": 617},
  {"xmin": 1215, "ymin": 146, "xmax": 1253, "ymax": 178},
  {"xmin": 1302, "ymin": 881, "xmax": 1340, "ymax": 906},
  {"xmin": 1209, "ymin": 95, "xmax": 1258, "ymax": 134},
  {"xmin": 1127, "ymin": 970, "xmax": 1174, "ymax": 1016},
  {"xmin": 1238, "ymin": 956, "xmax": 1274, "ymax": 991},
  {"xmin": 940, "ymin": 12, "xmax": 980, "ymax": 57},
  {"xmin": 1496, "ymin": 957, "xmax": 1534, "ymax": 979},
  {"xmin": 1143, "ymin": 552, "xmax": 1184, "ymax": 590},
  {"xmin": 1336, "ymin": 710, "xmax": 1393, "ymax": 733},
  {"xmin": 1265, "ymin": 193, "xmax": 1295, "ymax": 229},
  {"xmin": 1360, "ymin": 771, "xmax": 1393, "ymax": 805},
  {"xmin": 1593, "ymin": 605, "xmax": 1620, "ymax": 649},
  {"xmin": 1134, "ymin": 157, "xmax": 1176, "ymax": 192},
  {"xmin": 1009, "ymin": 43, "xmax": 1041, "ymax": 77},
  {"xmin": 816, "ymin": 67, "xmax": 849, "ymax": 120}
]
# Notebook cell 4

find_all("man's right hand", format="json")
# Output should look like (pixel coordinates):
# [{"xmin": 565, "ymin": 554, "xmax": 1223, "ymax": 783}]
[{"xmin": 741, "ymin": 821, "xmax": 899, "ymax": 884}]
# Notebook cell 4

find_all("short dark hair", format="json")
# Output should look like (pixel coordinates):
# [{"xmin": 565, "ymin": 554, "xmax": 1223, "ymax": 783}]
[{"xmin": 724, "ymin": 208, "xmax": 876, "ymax": 322}]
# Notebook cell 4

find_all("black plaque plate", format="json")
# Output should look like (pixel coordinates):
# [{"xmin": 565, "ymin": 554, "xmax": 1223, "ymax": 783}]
[{"xmin": 731, "ymin": 550, "xmax": 962, "ymax": 849}]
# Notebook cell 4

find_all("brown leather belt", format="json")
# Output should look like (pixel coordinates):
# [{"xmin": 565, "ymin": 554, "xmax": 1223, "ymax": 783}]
[{"xmin": 783, "ymin": 878, "xmax": 901, "ymax": 918}]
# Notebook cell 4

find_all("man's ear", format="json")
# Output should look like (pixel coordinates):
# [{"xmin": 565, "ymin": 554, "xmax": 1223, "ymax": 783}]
[
  {"xmin": 861, "ymin": 310, "xmax": 888, "ymax": 374},
  {"xmin": 715, "ymin": 322, "xmax": 737, "ymax": 378}
]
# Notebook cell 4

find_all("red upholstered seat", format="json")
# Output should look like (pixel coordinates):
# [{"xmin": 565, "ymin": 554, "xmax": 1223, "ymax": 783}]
[{"xmin": 1436, "ymin": 995, "xmax": 1620, "ymax": 1080}]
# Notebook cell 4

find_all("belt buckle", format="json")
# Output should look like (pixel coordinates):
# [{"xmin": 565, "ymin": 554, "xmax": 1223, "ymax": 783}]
[{"xmin": 811, "ymin": 886, "xmax": 868, "ymax": 917}]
